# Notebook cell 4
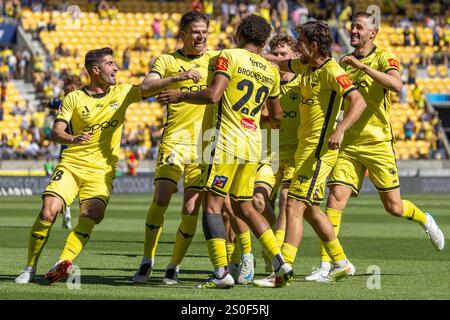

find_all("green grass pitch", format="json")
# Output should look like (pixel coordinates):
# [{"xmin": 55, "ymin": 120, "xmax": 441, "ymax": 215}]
[{"xmin": 0, "ymin": 194, "xmax": 449, "ymax": 300}]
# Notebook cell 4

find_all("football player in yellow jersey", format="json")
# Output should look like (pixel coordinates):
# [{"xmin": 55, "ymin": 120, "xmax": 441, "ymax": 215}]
[
  {"xmin": 259, "ymin": 21, "xmax": 367, "ymax": 286},
  {"xmin": 132, "ymin": 11, "xmax": 220, "ymax": 285},
  {"xmin": 306, "ymin": 12, "xmax": 445, "ymax": 282},
  {"xmin": 14, "ymin": 47, "xmax": 201, "ymax": 284},
  {"xmin": 252, "ymin": 34, "xmax": 302, "ymax": 284},
  {"xmin": 159, "ymin": 14, "xmax": 293, "ymax": 289}
]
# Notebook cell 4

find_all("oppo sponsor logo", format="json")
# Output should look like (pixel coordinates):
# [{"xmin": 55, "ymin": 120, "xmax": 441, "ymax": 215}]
[{"xmin": 82, "ymin": 120, "xmax": 119, "ymax": 133}]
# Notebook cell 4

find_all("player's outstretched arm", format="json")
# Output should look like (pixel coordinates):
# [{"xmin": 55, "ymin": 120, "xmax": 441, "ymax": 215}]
[
  {"xmin": 139, "ymin": 70, "xmax": 202, "ymax": 98},
  {"xmin": 262, "ymin": 53, "xmax": 292, "ymax": 73},
  {"xmin": 340, "ymin": 55, "xmax": 402, "ymax": 93},
  {"xmin": 51, "ymin": 120, "xmax": 92, "ymax": 145},
  {"xmin": 328, "ymin": 90, "xmax": 366, "ymax": 150},
  {"xmin": 158, "ymin": 73, "xmax": 229, "ymax": 105},
  {"xmin": 266, "ymin": 97, "xmax": 282, "ymax": 129}
]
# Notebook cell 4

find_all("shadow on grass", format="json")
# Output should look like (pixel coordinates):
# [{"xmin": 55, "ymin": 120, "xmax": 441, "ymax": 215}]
[{"xmin": 93, "ymin": 252, "xmax": 209, "ymax": 258}]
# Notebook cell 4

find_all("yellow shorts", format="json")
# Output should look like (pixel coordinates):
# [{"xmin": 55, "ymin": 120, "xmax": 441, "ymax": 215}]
[
  {"xmin": 328, "ymin": 140, "xmax": 400, "ymax": 195},
  {"xmin": 155, "ymin": 141, "xmax": 203, "ymax": 191},
  {"xmin": 203, "ymin": 160, "xmax": 258, "ymax": 201},
  {"xmin": 288, "ymin": 157, "xmax": 335, "ymax": 206},
  {"xmin": 255, "ymin": 158, "xmax": 296, "ymax": 192},
  {"xmin": 43, "ymin": 162, "xmax": 113, "ymax": 211}
]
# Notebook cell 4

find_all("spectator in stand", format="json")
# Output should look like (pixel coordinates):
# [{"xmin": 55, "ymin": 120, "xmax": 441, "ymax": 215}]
[
  {"xmin": 98, "ymin": 0, "xmax": 109, "ymax": 20},
  {"xmin": 1, "ymin": 133, "xmax": 14, "ymax": 160},
  {"xmin": 11, "ymin": 101, "xmax": 23, "ymax": 116},
  {"xmin": 149, "ymin": 124, "xmax": 161, "ymax": 160},
  {"xmin": 122, "ymin": 47, "xmax": 130, "ymax": 70},
  {"xmin": 404, "ymin": 117, "xmax": 416, "ymax": 140},
  {"xmin": 152, "ymin": 18, "xmax": 161, "ymax": 40},
  {"xmin": 399, "ymin": 81, "xmax": 407, "ymax": 103},
  {"xmin": 44, "ymin": 156, "xmax": 55, "ymax": 176},
  {"xmin": 0, "ymin": 103, "xmax": 4, "ymax": 121},
  {"xmin": 127, "ymin": 152, "xmax": 138, "ymax": 176},
  {"xmin": 404, "ymin": 26, "xmax": 411, "ymax": 46},
  {"xmin": 408, "ymin": 63, "xmax": 417, "ymax": 84}
]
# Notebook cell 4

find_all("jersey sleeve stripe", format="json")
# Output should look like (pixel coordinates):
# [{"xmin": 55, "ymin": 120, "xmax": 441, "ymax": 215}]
[
  {"xmin": 54, "ymin": 118, "xmax": 69, "ymax": 126},
  {"xmin": 215, "ymin": 71, "xmax": 230, "ymax": 80},
  {"xmin": 314, "ymin": 91, "xmax": 337, "ymax": 159},
  {"xmin": 342, "ymin": 87, "xmax": 357, "ymax": 99},
  {"xmin": 384, "ymin": 67, "xmax": 400, "ymax": 73},
  {"xmin": 150, "ymin": 71, "xmax": 163, "ymax": 78}
]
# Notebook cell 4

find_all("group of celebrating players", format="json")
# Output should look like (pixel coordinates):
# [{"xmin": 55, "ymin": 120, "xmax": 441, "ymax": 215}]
[{"xmin": 15, "ymin": 10, "xmax": 445, "ymax": 289}]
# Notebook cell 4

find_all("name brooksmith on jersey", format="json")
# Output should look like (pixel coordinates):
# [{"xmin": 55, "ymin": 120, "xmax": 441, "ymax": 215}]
[{"xmin": 237, "ymin": 66, "xmax": 275, "ymax": 86}]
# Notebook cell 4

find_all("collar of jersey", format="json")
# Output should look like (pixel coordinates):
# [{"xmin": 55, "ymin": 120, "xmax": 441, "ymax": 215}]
[
  {"xmin": 82, "ymin": 86, "xmax": 109, "ymax": 99},
  {"xmin": 280, "ymin": 74, "xmax": 298, "ymax": 85},
  {"xmin": 311, "ymin": 58, "xmax": 332, "ymax": 71},
  {"xmin": 352, "ymin": 45, "xmax": 377, "ymax": 60},
  {"xmin": 177, "ymin": 49, "xmax": 203, "ymax": 59}
]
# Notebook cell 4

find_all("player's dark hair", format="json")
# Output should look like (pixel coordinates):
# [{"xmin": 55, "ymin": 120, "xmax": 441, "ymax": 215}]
[
  {"xmin": 296, "ymin": 21, "xmax": 333, "ymax": 58},
  {"xmin": 352, "ymin": 11, "xmax": 379, "ymax": 30},
  {"xmin": 269, "ymin": 33, "xmax": 297, "ymax": 52},
  {"xmin": 179, "ymin": 10, "xmax": 209, "ymax": 34},
  {"xmin": 236, "ymin": 14, "xmax": 272, "ymax": 47},
  {"xmin": 85, "ymin": 47, "xmax": 113, "ymax": 74}
]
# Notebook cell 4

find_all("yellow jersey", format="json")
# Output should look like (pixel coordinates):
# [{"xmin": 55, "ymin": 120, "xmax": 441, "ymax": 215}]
[
  {"xmin": 279, "ymin": 74, "xmax": 301, "ymax": 160},
  {"xmin": 151, "ymin": 50, "xmax": 219, "ymax": 146},
  {"xmin": 341, "ymin": 46, "xmax": 401, "ymax": 145},
  {"xmin": 289, "ymin": 58, "xmax": 356, "ymax": 164},
  {"xmin": 212, "ymin": 48, "xmax": 280, "ymax": 162},
  {"xmin": 55, "ymin": 84, "xmax": 142, "ymax": 175}
]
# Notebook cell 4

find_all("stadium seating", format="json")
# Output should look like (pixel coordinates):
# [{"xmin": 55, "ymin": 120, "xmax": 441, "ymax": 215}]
[{"xmin": 15, "ymin": 0, "xmax": 448, "ymax": 160}]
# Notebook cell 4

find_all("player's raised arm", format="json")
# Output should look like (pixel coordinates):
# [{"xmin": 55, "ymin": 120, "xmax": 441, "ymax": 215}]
[
  {"xmin": 328, "ymin": 89, "xmax": 366, "ymax": 150},
  {"xmin": 340, "ymin": 55, "xmax": 402, "ymax": 93},
  {"xmin": 158, "ymin": 73, "xmax": 229, "ymax": 105},
  {"xmin": 139, "ymin": 69, "xmax": 202, "ymax": 98},
  {"xmin": 262, "ymin": 53, "xmax": 292, "ymax": 73}
]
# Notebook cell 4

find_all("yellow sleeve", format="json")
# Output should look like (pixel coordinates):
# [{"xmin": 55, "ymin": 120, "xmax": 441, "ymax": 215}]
[
  {"xmin": 288, "ymin": 58, "xmax": 308, "ymax": 74},
  {"xmin": 123, "ymin": 84, "xmax": 143, "ymax": 106},
  {"xmin": 269, "ymin": 66, "xmax": 281, "ymax": 98},
  {"xmin": 150, "ymin": 55, "xmax": 168, "ymax": 78},
  {"xmin": 214, "ymin": 50, "xmax": 234, "ymax": 80},
  {"xmin": 326, "ymin": 64, "xmax": 357, "ymax": 98},
  {"xmin": 55, "ymin": 92, "xmax": 76, "ymax": 124},
  {"xmin": 380, "ymin": 51, "xmax": 401, "ymax": 73}
]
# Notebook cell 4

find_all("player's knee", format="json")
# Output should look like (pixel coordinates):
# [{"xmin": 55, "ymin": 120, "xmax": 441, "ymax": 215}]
[
  {"xmin": 326, "ymin": 191, "xmax": 347, "ymax": 211},
  {"xmin": 153, "ymin": 193, "xmax": 171, "ymax": 207},
  {"xmin": 182, "ymin": 201, "xmax": 198, "ymax": 215},
  {"xmin": 252, "ymin": 193, "xmax": 266, "ymax": 214},
  {"xmin": 384, "ymin": 201, "xmax": 403, "ymax": 217},
  {"xmin": 39, "ymin": 206, "xmax": 59, "ymax": 223}
]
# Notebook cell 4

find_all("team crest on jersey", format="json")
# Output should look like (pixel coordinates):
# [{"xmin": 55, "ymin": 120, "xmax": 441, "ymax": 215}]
[
  {"xmin": 215, "ymin": 56, "xmax": 229, "ymax": 72},
  {"xmin": 212, "ymin": 175, "xmax": 228, "ymax": 189},
  {"xmin": 388, "ymin": 167, "xmax": 397, "ymax": 176},
  {"xmin": 289, "ymin": 93, "xmax": 299, "ymax": 101},
  {"xmin": 108, "ymin": 102, "xmax": 119, "ymax": 109},
  {"xmin": 241, "ymin": 118, "xmax": 257, "ymax": 132},
  {"xmin": 336, "ymin": 74, "xmax": 352, "ymax": 90},
  {"xmin": 388, "ymin": 58, "xmax": 400, "ymax": 69}
]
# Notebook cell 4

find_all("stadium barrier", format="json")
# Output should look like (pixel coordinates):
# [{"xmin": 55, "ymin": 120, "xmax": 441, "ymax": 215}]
[{"xmin": 0, "ymin": 175, "xmax": 449, "ymax": 196}]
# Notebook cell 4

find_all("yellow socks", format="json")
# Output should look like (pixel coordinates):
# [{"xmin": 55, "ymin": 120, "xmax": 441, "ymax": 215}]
[
  {"xmin": 320, "ymin": 208, "xmax": 342, "ymax": 263},
  {"xmin": 27, "ymin": 217, "xmax": 53, "ymax": 268},
  {"xmin": 401, "ymin": 200, "xmax": 427, "ymax": 226},
  {"xmin": 257, "ymin": 229, "xmax": 280, "ymax": 260},
  {"xmin": 274, "ymin": 229, "xmax": 285, "ymax": 247},
  {"xmin": 322, "ymin": 239, "xmax": 347, "ymax": 263},
  {"xmin": 280, "ymin": 242, "xmax": 297, "ymax": 266},
  {"xmin": 207, "ymin": 238, "xmax": 228, "ymax": 269},
  {"xmin": 230, "ymin": 241, "xmax": 241, "ymax": 264},
  {"xmin": 236, "ymin": 230, "xmax": 252, "ymax": 255},
  {"xmin": 169, "ymin": 214, "xmax": 198, "ymax": 267},
  {"xmin": 59, "ymin": 217, "xmax": 95, "ymax": 261},
  {"xmin": 226, "ymin": 242, "xmax": 235, "ymax": 264},
  {"xmin": 143, "ymin": 202, "xmax": 167, "ymax": 259}
]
